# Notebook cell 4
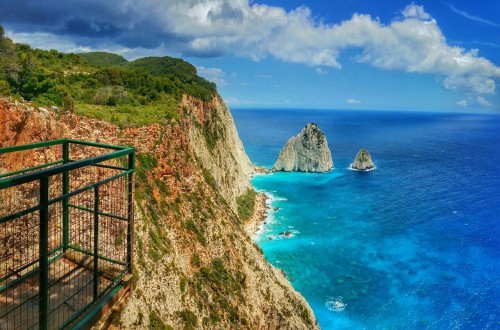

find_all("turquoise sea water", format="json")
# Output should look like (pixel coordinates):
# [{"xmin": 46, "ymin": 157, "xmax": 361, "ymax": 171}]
[{"xmin": 232, "ymin": 109, "xmax": 500, "ymax": 329}]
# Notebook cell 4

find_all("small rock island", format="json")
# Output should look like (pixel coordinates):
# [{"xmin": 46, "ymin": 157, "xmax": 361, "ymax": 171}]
[
  {"xmin": 272, "ymin": 123, "xmax": 333, "ymax": 172},
  {"xmin": 351, "ymin": 148, "xmax": 375, "ymax": 171}
]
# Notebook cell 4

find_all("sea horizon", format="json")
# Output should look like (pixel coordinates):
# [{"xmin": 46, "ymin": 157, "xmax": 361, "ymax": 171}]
[
  {"xmin": 233, "ymin": 108, "xmax": 500, "ymax": 329},
  {"xmin": 231, "ymin": 107, "xmax": 500, "ymax": 116}
]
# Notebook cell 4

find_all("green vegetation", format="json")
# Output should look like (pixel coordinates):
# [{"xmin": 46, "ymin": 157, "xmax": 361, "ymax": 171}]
[
  {"xmin": 192, "ymin": 258, "xmax": 244, "ymax": 325},
  {"xmin": 0, "ymin": 25, "xmax": 216, "ymax": 126},
  {"xmin": 201, "ymin": 111, "xmax": 226, "ymax": 153},
  {"xmin": 358, "ymin": 148, "xmax": 370, "ymax": 161},
  {"xmin": 236, "ymin": 189, "xmax": 257, "ymax": 221},
  {"xmin": 201, "ymin": 167, "xmax": 218, "ymax": 192},
  {"xmin": 149, "ymin": 310, "xmax": 172, "ymax": 330},
  {"xmin": 175, "ymin": 309, "xmax": 197, "ymax": 330},
  {"xmin": 180, "ymin": 276, "xmax": 187, "ymax": 292},
  {"xmin": 185, "ymin": 220, "xmax": 206, "ymax": 246},
  {"xmin": 77, "ymin": 51, "xmax": 127, "ymax": 67}
]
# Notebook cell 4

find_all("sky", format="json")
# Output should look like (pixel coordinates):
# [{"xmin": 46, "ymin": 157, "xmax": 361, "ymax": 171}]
[{"xmin": 1, "ymin": 0, "xmax": 499, "ymax": 112}]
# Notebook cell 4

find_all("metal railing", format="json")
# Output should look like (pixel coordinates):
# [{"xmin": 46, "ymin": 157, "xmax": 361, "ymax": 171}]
[{"xmin": 0, "ymin": 139, "xmax": 135, "ymax": 329}]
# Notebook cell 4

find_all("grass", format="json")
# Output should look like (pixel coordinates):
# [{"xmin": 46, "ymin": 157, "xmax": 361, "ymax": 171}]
[
  {"xmin": 175, "ymin": 310, "xmax": 197, "ymax": 330},
  {"xmin": 191, "ymin": 258, "xmax": 244, "ymax": 325},
  {"xmin": 185, "ymin": 220, "xmax": 206, "ymax": 246},
  {"xmin": 148, "ymin": 310, "xmax": 173, "ymax": 330},
  {"xmin": 75, "ymin": 93, "xmax": 179, "ymax": 127},
  {"xmin": 236, "ymin": 189, "xmax": 257, "ymax": 221}
]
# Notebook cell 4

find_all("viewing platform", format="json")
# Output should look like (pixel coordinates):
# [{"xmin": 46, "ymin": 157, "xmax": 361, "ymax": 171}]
[{"xmin": 0, "ymin": 139, "xmax": 135, "ymax": 329}]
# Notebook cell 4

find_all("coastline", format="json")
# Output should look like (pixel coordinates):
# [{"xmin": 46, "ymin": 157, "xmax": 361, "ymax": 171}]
[{"xmin": 244, "ymin": 192, "xmax": 269, "ymax": 237}]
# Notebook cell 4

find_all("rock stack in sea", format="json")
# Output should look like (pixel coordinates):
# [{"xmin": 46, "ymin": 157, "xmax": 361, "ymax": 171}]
[
  {"xmin": 272, "ymin": 123, "xmax": 333, "ymax": 172},
  {"xmin": 351, "ymin": 148, "xmax": 375, "ymax": 170}
]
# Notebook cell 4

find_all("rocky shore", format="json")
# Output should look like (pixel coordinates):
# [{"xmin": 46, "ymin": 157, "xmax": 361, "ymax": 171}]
[{"xmin": 244, "ymin": 192, "xmax": 269, "ymax": 237}]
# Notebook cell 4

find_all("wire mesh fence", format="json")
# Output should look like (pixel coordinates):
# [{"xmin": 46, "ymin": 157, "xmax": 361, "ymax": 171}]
[{"xmin": 0, "ymin": 139, "xmax": 134, "ymax": 329}]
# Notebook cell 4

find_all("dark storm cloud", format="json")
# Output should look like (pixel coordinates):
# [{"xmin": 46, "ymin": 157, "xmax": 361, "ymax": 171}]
[
  {"xmin": 0, "ymin": 0, "xmax": 190, "ymax": 50},
  {"xmin": 61, "ymin": 17, "xmax": 121, "ymax": 38}
]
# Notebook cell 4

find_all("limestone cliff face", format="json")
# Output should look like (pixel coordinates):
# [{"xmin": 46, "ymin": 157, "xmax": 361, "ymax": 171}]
[
  {"xmin": 351, "ymin": 148, "xmax": 375, "ymax": 171},
  {"xmin": 180, "ymin": 94, "xmax": 254, "ymax": 213},
  {"xmin": 273, "ymin": 123, "xmax": 333, "ymax": 172},
  {"xmin": 0, "ymin": 97, "xmax": 318, "ymax": 329}
]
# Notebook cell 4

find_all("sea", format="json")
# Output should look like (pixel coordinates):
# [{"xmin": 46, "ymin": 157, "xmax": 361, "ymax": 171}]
[{"xmin": 232, "ymin": 108, "xmax": 500, "ymax": 330}]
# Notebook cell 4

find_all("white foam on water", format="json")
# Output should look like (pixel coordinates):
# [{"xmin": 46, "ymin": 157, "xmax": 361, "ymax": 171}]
[
  {"xmin": 347, "ymin": 164, "xmax": 377, "ymax": 172},
  {"xmin": 325, "ymin": 296, "xmax": 346, "ymax": 312}
]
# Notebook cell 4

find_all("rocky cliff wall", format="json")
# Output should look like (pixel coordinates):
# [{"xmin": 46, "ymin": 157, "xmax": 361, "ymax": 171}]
[
  {"xmin": 180, "ymin": 94, "xmax": 254, "ymax": 212},
  {"xmin": 0, "ymin": 97, "xmax": 318, "ymax": 329}
]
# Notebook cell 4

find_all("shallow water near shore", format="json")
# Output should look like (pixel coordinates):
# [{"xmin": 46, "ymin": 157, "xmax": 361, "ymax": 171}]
[{"xmin": 233, "ymin": 108, "xmax": 500, "ymax": 329}]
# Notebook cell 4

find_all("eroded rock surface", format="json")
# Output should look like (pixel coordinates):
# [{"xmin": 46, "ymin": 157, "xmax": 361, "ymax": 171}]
[
  {"xmin": 351, "ymin": 148, "xmax": 375, "ymax": 170},
  {"xmin": 273, "ymin": 123, "xmax": 333, "ymax": 172}
]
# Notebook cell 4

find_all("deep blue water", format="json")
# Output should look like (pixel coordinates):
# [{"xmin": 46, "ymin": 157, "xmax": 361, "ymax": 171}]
[{"xmin": 232, "ymin": 109, "xmax": 500, "ymax": 329}]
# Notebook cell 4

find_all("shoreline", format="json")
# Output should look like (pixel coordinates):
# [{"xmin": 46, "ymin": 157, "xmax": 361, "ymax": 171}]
[{"xmin": 244, "ymin": 192, "xmax": 269, "ymax": 237}]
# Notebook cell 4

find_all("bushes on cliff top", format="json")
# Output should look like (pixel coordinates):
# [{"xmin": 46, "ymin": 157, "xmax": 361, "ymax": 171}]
[{"xmin": 0, "ymin": 26, "xmax": 217, "ymax": 126}]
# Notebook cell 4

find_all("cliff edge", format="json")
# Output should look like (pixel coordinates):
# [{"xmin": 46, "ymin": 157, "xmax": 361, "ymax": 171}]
[
  {"xmin": 0, "ymin": 97, "xmax": 318, "ymax": 329},
  {"xmin": 273, "ymin": 123, "xmax": 333, "ymax": 172}
]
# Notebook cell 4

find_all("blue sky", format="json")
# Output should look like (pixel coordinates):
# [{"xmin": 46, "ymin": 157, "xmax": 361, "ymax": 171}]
[{"xmin": 1, "ymin": 0, "xmax": 499, "ymax": 112}]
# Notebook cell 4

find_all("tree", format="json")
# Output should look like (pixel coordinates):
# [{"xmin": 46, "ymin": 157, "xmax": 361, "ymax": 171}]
[
  {"xmin": 16, "ymin": 52, "xmax": 39, "ymax": 93},
  {"xmin": 93, "ymin": 86, "xmax": 129, "ymax": 105},
  {"xmin": 0, "ymin": 25, "xmax": 19, "ymax": 84},
  {"xmin": 63, "ymin": 95, "xmax": 75, "ymax": 112}
]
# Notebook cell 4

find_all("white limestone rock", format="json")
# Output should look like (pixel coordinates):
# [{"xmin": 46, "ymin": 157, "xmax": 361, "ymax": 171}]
[
  {"xmin": 351, "ymin": 148, "xmax": 375, "ymax": 171},
  {"xmin": 272, "ymin": 123, "xmax": 333, "ymax": 172}
]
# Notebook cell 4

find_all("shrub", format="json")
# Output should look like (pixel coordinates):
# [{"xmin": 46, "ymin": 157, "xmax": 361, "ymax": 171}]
[
  {"xmin": 93, "ymin": 85, "xmax": 128, "ymax": 105},
  {"xmin": 236, "ymin": 189, "xmax": 257, "ymax": 221},
  {"xmin": 148, "ymin": 310, "xmax": 167, "ymax": 330},
  {"xmin": 175, "ymin": 309, "xmax": 197, "ymax": 330}
]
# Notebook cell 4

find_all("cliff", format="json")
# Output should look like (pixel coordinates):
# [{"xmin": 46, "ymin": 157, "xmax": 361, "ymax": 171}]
[
  {"xmin": 351, "ymin": 148, "xmax": 375, "ymax": 171},
  {"xmin": 273, "ymin": 123, "xmax": 333, "ymax": 172},
  {"xmin": 0, "ymin": 97, "xmax": 318, "ymax": 329}
]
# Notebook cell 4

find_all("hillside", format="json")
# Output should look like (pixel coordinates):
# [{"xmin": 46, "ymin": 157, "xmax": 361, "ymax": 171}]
[
  {"xmin": 77, "ymin": 51, "xmax": 128, "ymax": 67},
  {"xmin": 0, "ymin": 27, "xmax": 215, "ymax": 125},
  {"xmin": 0, "ymin": 28, "xmax": 318, "ymax": 329}
]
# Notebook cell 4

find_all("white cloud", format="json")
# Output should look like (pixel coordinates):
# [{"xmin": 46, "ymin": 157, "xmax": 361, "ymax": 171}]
[
  {"xmin": 189, "ymin": 3, "xmax": 499, "ymax": 96},
  {"xmin": 457, "ymin": 99, "xmax": 469, "ymax": 107},
  {"xmin": 347, "ymin": 98, "xmax": 361, "ymax": 104},
  {"xmin": 196, "ymin": 66, "xmax": 227, "ymax": 86},
  {"xmin": 315, "ymin": 67, "xmax": 328, "ymax": 75},
  {"xmin": 457, "ymin": 96, "xmax": 492, "ymax": 108},
  {"xmin": 477, "ymin": 96, "xmax": 492, "ymax": 107},
  {"xmin": 255, "ymin": 74, "xmax": 273, "ymax": 79},
  {"xmin": 444, "ymin": 2, "xmax": 500, "ymax": 27},
  {"xmin": 402, "ymin": 3, "xmax": 432, "ymax": 20},
  {"xmin": 143, "ymin": 2, "xmax": 500, "ymax": 97},
  {"xmin": 224, "ymin": 95, "xmax": 258, "ymax": 105}
]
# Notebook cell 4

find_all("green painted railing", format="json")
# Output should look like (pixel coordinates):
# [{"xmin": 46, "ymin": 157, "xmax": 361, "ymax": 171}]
[{"xmin": 0, "ymin": 139, "xmax": 135, "ymax": 330}]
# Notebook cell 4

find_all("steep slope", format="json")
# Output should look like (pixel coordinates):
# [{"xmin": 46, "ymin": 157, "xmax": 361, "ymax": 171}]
[{"xmin": 0, "ymin": 97, "xmax": 318, "ymax": 329}]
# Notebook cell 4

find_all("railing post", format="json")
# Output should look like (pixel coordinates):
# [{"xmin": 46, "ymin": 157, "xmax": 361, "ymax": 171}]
[
  {"xmin": 93, "ymin": 186, "xmax": 99, "ymax": 301},
  {"xmin": 39, "ymin": 177, "xmax": 49, "ymax": 330},
  {"xmin": 62, "ymin": 141, "xmax": 69, "ymax": 251},
  {"xmin": 127, "ymin": 151, "xmax": 135, "ymax": 273}
]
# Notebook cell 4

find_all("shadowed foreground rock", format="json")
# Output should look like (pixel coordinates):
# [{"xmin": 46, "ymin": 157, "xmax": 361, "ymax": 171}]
[{"xmin": 273, "ymin": 123, "xmax": 333, "ymax": 172}]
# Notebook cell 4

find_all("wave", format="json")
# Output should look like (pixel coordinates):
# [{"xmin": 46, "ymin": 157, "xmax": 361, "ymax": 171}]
[
  {"xmin": 325, "ymin": 297, "xmax": 346, "ymax": 312},
  {"xmin": 347, "ymin": 164, "xmax": 377, "ymax": 172}
]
